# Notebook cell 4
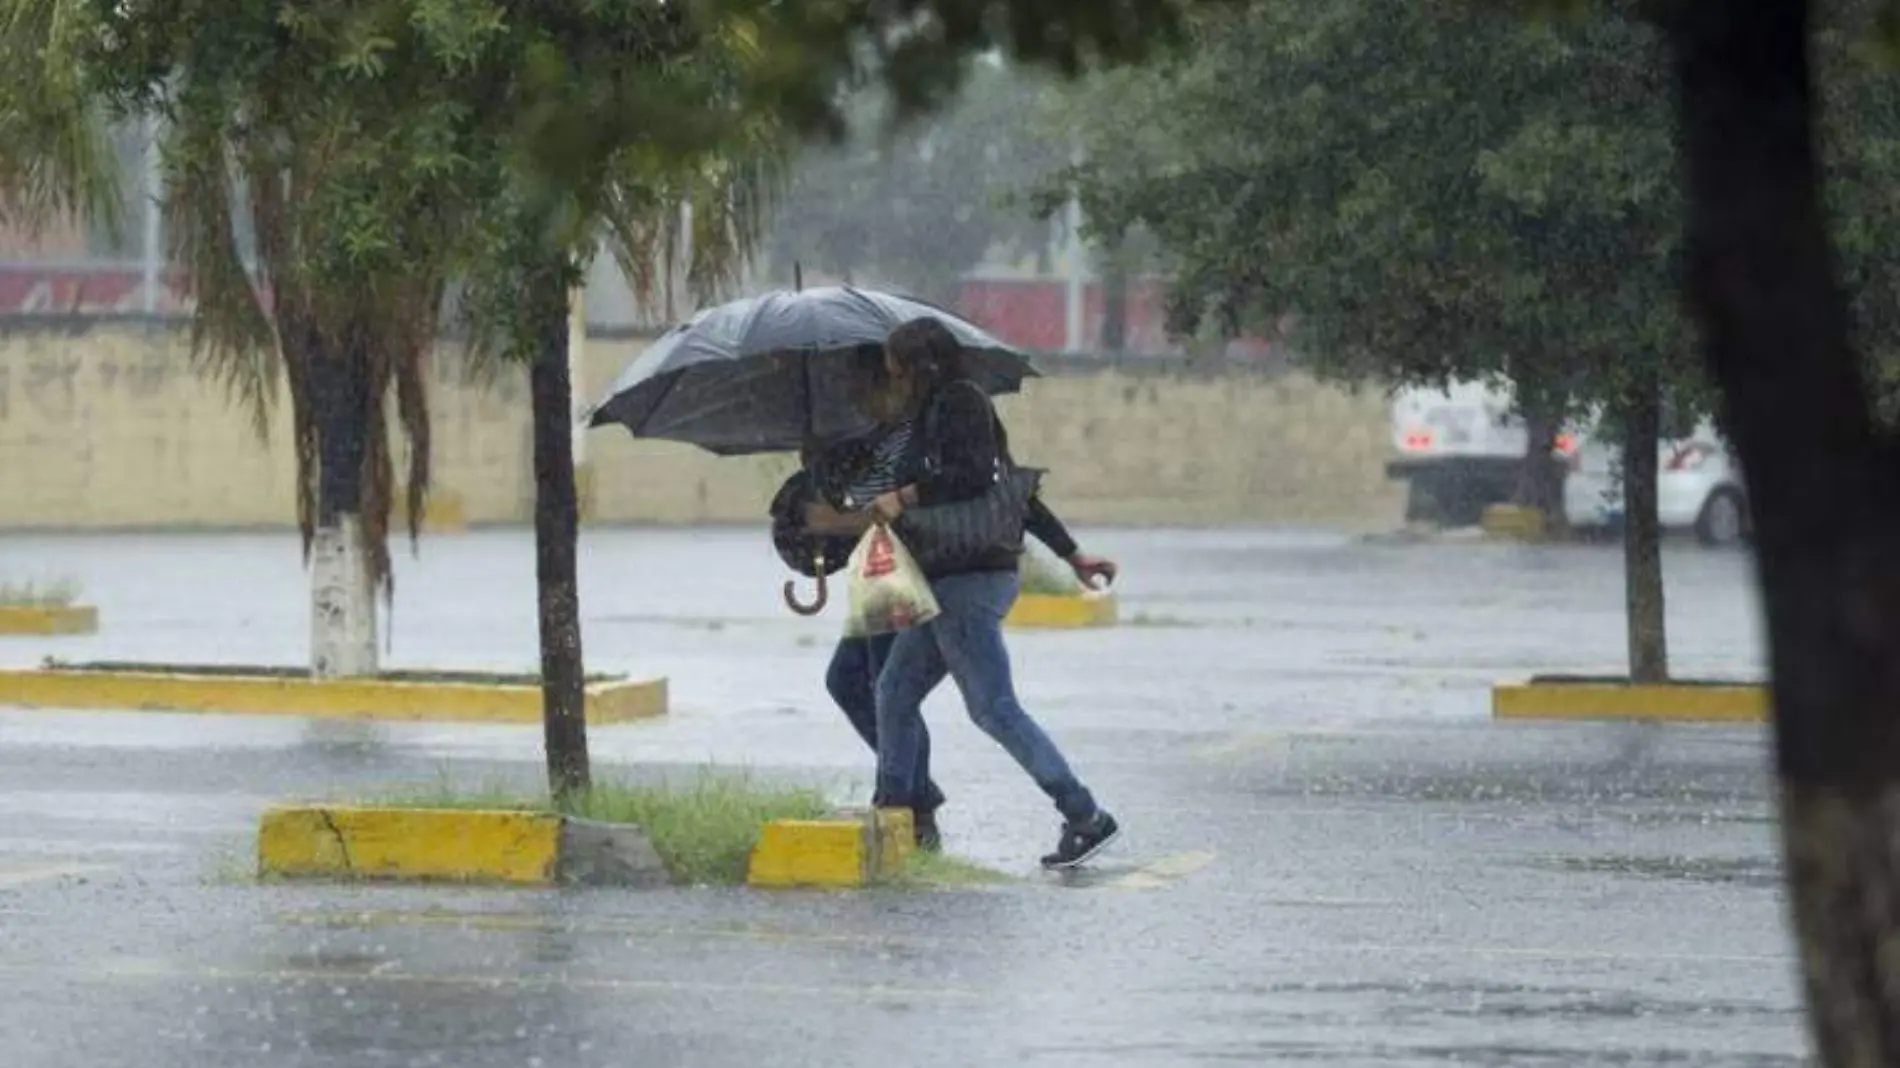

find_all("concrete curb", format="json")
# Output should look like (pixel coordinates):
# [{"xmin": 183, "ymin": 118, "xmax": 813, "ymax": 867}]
[
  {"xmin": 747, "ymin": 808, "xmax": 915, "ymax": 889},
  {"xmin": 1480, "ymin": 505, "xmax": 1549, "ymax": 542},
  {"xmin": 1005, "ymin": 592, "xmax": 1119, "ymax": 630},
  {"xmin": 1492, "ymin": 679, "xmax": 1766, "ymax": 723},
  {"xmin": 0, "ymin": 667, "xmax": 667, "ymax": 723},
  {"xmin": 0, "ymin": 605, "xmax": 98, "ymax": 636},
  {"xmin": 256, "ymin": 805, "xmax": 669, "ymax": 887},
  {"xmin": 420, "ymin": 489, "xmax": 468, "ymax": 534}
]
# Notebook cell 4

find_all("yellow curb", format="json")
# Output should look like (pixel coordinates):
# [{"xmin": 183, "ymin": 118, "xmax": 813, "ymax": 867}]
[
  {"xmin": 0, "ymin": 605, "xmax": 98, "ymax": 636},
  {"xmin": 421, "ymin": 489, "xmax": 468, "ymax": 534},
  {"xmin": 259, "ymin": 806, "xmax": 561, "ymax": 884},
  {"xmin": 0, "ymin": 668, "xmax": 668, "ymax": 724},
  {"xmin": 575, "ymin": 461, "xmax": 598, "ymax": 523},
  {"xmin": 1481, "ymin": 504, "xmax": 1549, "ymax": 541},
  {"xmin": 1492, "ymin": 681, "xmax": 1766, "ymax": 723},
  {"xmin": 747, "ymin": 820, "xmax": 867, "ymax": 888},
  {"xmin": 1005, "ymin": 592, "xmax": 1118, "ymax": 629},
  {"xmin": 872, "ymin": 808, "xmax": 915, "ymax": 880},
  {"xmin": 747, "ymin": 808, "xmax": 914, "ymax": 889}
]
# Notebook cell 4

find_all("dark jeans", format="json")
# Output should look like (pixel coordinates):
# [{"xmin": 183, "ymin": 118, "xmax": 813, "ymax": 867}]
[
  {"xmin": 873, "ymin": 569, "xmax": 1099, "ymax": 824},
  {"xmin": 826, "ymin": 633, "xmax": 947, "ymax": 815}
]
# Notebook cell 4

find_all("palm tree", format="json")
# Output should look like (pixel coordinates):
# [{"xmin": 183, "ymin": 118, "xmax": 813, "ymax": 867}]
[
  {"xmin": 0, "ymin": 0, "xmax": 124, "ymax": 251},
  {"xmin": 0, "ymin": 0, "xmax": 783, "ymax": 797}
]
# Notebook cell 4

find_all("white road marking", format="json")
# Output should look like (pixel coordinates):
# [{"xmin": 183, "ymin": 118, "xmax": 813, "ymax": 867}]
[{"xmin": 1105, "ymin": 849, "xmax": 1218, "ymax": 890}]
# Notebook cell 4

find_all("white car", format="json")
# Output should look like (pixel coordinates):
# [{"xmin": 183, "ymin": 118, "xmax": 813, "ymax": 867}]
[
  {"xmin": 1386, "ymin": 381, "xmax": 1535, "ymax": 527},
  {"xmin": 1561, "ymin": 421, "xmax": 1750, "ymax": 546}
]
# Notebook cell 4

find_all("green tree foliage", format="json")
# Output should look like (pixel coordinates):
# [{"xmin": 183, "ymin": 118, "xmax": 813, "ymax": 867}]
[{"xmin": 1047, "ymin": 0, "xmax": 1900, "ymax": 422}]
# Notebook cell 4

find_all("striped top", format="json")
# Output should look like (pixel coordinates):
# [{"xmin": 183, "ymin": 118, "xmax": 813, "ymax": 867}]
[{"xmin": 837, "ymin": 421, "xmax": 915, "ymax": 510}]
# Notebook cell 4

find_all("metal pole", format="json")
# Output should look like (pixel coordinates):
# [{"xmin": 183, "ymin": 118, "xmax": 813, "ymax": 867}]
[
  {"xmin": 1062, "ymin": 143, "xmax": 1085, "ymax": 353},
  {"xmin": 140, "ymin": 115, "xmax": 162, "ymax": 314}
]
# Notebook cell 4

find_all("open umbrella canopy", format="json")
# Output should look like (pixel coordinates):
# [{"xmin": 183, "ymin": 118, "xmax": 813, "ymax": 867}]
[{"xmin": 586, "ymin": 286, "xmax": 1038, "ymax": 455}]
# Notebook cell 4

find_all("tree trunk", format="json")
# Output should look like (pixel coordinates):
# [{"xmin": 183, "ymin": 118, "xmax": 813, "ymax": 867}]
[
  {"xmin": 1622, "ymin": 377, "xmax": 1668, "ymax": 684},
  {"xmin": 1666, "ymin": 3, "xmax": 1900, "ymax": 1064},
  {"xmin": 1512, "ymin": 407, "xmax": 1567, "ymax": 527},
  {"xmin": 309, "ymin": 333, "xmax": 377, "ymax": 679},
  {"xmin": 1100, "ymin": 235, "xmax": 1130, "ymax": 354},
  {"xmin": 529, "ymin": 269, "xmax": 591, "ymax": 802}
]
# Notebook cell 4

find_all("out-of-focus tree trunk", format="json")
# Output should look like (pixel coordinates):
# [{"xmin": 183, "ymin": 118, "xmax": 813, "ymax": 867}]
[{"xmin": 1668, "ymin": 2, "xmax": 1900, "ymax": 1063}]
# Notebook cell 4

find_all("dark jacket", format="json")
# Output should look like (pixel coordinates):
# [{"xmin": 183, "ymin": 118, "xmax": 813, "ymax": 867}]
[
  {"xmin": 898, "ymin": 379, "xmax": 1074, "ymax": 574},
  {"xmin": 771, "ymin": 410, "xmax": 1078, "ymax": 580}
]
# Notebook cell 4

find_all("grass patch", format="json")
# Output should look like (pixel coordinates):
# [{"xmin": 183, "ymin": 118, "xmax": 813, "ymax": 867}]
[
  {"xmin": 373, "ymin": 769, "xmax": 831, "ymax": 886},
  {"xmin": 885, "ymin": 849, "xmax": 1013, "ymax": 888},
  {"xmin": 567, "ymin": 774, "xmax": 830, "ymax": 885},
  {"xmin": 0, "ymin": 579, "xmax": 80, "ymax": 608},
  {"xmin": 1018, "ymin": 549, "xmax": 1084, "ymax": 596}
]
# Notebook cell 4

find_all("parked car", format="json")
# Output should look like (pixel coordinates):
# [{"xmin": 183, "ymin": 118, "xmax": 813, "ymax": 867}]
[
  {"xmin": 1561, "ymin": 420, "xmax": 1751, "ymax": 546},
  {"xmin": 1385, "ymin": 381, "xmax": 1531, "ymax": 527}
]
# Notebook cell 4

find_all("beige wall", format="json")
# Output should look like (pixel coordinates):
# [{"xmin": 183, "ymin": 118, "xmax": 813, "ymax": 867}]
[{"xmin": 0, "ymin": 324, "xmax": 1402, "ymax": 530}]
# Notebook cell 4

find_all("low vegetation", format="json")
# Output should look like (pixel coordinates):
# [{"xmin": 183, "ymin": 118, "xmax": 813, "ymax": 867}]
[{"xmin": 378, "ymin": 769, "xmax": 831, "ymax": 885}]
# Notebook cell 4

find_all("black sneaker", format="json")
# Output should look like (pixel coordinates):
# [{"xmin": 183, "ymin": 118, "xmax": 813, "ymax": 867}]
[
  {"xmin": 914, "ymin": 810, "xmax": 943, "ymax": 853},
  {"xmin": 1040, "ymin": 811, "xmax": 1120, "ymax": 869}
]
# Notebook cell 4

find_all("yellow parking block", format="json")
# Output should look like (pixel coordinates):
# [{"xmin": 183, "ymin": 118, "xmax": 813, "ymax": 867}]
[
  {"xmin": 0, "ymin": 605, "xmax": 98, "ymax": 636},
  {"xmin": 0, "ymin": 667, "xmax": 667, "ymax": 724},
  {"xmin": 1481, "ymin": 504, "xmax": 1549, "ymax": 541},
  {"xmin": 747, "ymin": 809, "xmax": 915, "ymax": 889},
  {"xmin": 258, "ymin": 806, "xmax": 563, "ymax": 885},
  {"xmin": 747, "ymin": 819, "xmax": 869, "ymax": 888},
  {"xmin": 1006, "ymin": 593, "xmax": 1118, "ymax": 629},
  {"xmin": 871, "ymin": 808, "xmax": 915, "ymax": 880},
  {"xmin": 1492, "ymin": 681, "xmax": 1766, "ymax": 723}
]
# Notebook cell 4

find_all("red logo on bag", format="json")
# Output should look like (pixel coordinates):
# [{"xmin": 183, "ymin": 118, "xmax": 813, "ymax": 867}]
[{"xmin": 863, "ymin": 528, "xmax": 896, "ymax": 578}]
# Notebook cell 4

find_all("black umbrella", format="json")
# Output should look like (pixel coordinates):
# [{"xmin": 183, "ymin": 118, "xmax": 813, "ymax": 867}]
[{"xmin": 585, "ymin": 285, "xmax": 1038, "ymax": 455}]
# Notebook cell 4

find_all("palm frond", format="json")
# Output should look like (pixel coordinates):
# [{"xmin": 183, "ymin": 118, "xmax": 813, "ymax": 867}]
[
  {"xmin": 600, "ymin": 123, "xmax": 792, "ymax": 322},
  {"xmin": 167, "ymin": 105, "xmax": 278, "ymax": 438},
  {"xmin": 0, "ymin": 0, "xmax": 123, "ymax": 238}
]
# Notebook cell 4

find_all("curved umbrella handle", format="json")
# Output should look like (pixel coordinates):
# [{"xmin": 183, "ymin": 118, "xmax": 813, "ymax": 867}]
[{"xmin": 783, "ymin": 554, "xmax": 829, "ymax": 616}]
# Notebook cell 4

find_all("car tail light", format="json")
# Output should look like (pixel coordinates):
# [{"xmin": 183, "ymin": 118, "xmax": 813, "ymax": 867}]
[
  {"xmin": 1553, "ymin": 433, "xmax": 1581, "ymax": 471},
  {"xmin": 1403, "ymin": 430, "xmax": 1434, "ymax": 450},
  {"xmin": 1667, "ymin": 442, "xmax": 1715, "ymax": 471}
]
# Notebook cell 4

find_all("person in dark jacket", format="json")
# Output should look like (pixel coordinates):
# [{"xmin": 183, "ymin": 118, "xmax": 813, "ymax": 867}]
[
  {"xmin": 863, "ymin": 317, "xmax": 1121, "ymax": 869},
  {"xmin": 793, "ymin": 347, "xmax": 1117, "ymax": 853}
]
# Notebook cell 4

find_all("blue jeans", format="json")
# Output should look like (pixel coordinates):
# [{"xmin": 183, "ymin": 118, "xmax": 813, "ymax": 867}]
[
  {"xmin": 873, "ymin": 569, "xmax": 1099, "ymax": 824},
  {"xmin": 826, "ymin": 634, "xmax": 947, "ymax": 815}
]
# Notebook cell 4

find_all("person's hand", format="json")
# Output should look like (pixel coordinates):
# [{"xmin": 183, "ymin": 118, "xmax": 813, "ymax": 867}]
[
  {"xmin": 1066, "ymin": 552, "xmax": 1119, "ymax": 591},
  {"xmin": 871, "ymin": 491, "xmax": 906, "ymax": 523}
]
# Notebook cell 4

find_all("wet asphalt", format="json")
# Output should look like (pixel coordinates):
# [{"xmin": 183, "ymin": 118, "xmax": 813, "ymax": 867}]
[{"xmin": 0, "ymin": 528, "xmax": 1799, "ymax": 1066}]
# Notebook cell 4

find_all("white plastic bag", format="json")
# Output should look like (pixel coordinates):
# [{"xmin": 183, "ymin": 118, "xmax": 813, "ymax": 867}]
[{"xmin": 843, "ymin": 523, "xmax": 941, "ymax": 638}]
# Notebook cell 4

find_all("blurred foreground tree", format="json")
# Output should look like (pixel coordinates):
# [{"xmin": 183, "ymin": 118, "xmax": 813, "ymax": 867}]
[{"xmin": 1660, "ymin": 0, "xmax": 1900, "ymax": 1059}]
